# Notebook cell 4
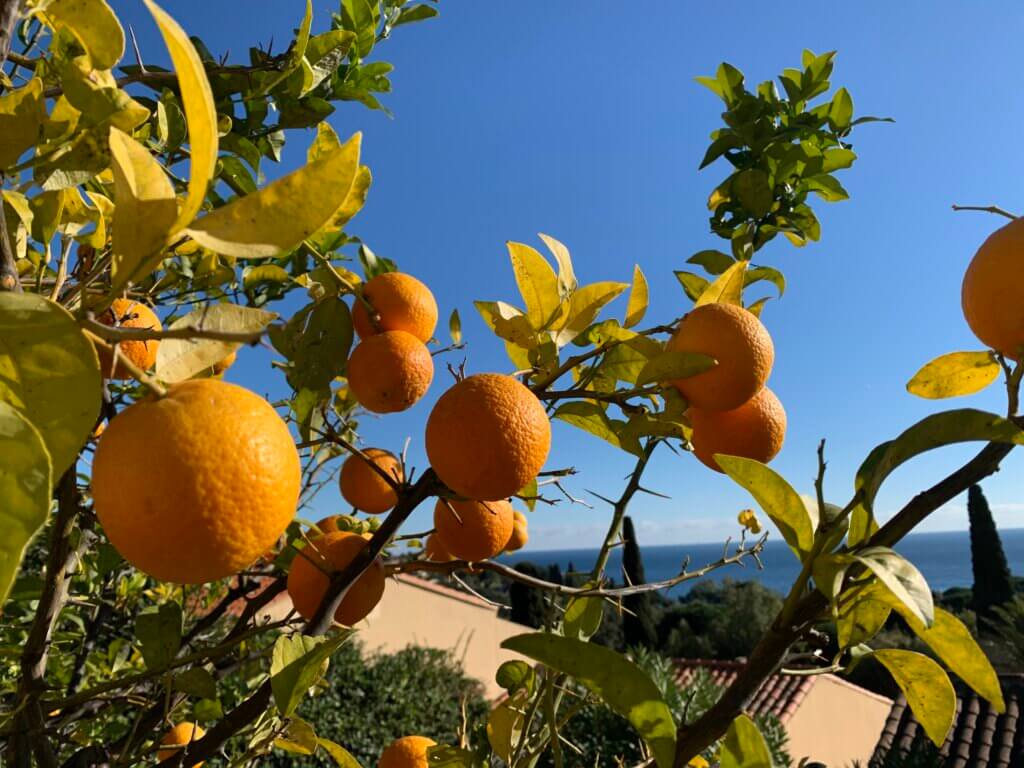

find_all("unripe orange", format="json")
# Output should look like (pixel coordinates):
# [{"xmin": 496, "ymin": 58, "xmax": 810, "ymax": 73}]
[
  {"xmin": 339, "ymin": 448, "xmax": 402, "ymax": 513},
  {"xmin": 434, "ymin": 498, "xmax": 514, "ymax": 562},
  {"xmin": 667, "ymin": 303, "xmax": 773, "ymax": 411},
  {"xmin": 287, "ymin": 531, "xmax": 386, "ymax": 625},
  {"xmin": 425, "ymin": 374, "xmax": 550, "ymax": 501},
  {"xmin": 158, "ymin": 722, "xmax": 205, "ymax": 766},
  {"xmin": 353, "ymin": 272, "xmax": 438, "ymax": 343},
  {"xmin": 379, "ymin": 735, "xmax": 436, "ymax": 768},
  {"xmin": 962, "ymin": 217, "xmax": 1024, "ymax": 359},
  {"xmin": 347, "ymin": 331, "xmax": 434, "ymax": 413},
  {"xmin": 504, "ymin": 510, "xmax": 528, "ymax": 552},
  {"xmin": 689, "ymin": 387, "xmax": 786, "ymax": 473},
  {"xmin": 94, "ymin": 298, "xmax": 162, "ymax": 379}
]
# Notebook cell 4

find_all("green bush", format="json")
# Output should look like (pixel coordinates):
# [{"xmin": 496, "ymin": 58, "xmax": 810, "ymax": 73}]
[{"xmin": 266, "ymin": 640, "xmax": 488, "ymax": 766}]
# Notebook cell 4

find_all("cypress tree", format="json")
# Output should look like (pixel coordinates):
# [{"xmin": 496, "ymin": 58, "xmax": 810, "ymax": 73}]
[
  {"xmin": 968, "ymin": 484, "xmax": 1014, "ymax": 625},
  {"xmin": 509, "ymin": 562, "xmax": 548, "ymax": 628},
  {"xmin": 621, "ymin": 516, "xmax": 658, "ymax": 648}
]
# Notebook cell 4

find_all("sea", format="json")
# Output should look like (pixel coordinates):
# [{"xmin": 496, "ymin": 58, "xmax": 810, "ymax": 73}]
[{"xmin": 499, "ymin": 529, "xmax": 1024, "ymax": 596}]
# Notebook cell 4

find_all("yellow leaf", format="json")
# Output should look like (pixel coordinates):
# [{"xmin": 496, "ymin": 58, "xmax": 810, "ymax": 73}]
[
  {"xmin": 538, "ymin": 232, "xmax": 577, "ymax": 295},
  {"xmin": 108, "ymin": 127, "xmax": 177, "ymax": 290},
  {"xmin": 80, "ymin": 191, "xmax": 113, "ymax": 248},
  {"xmin": 552, "ymin": 281, "xmax": 627, "ymax": 346},
  {"xmin": 306, "ymin": 124, "xmax": 371, "ymax": 233},
  {"xmin": 695, "ymin": 259, "xmax": 746, "ymax": 307},
  {"xmin": 0, "ymin": 78, "xmax": 43, "ymax": 169},
  {"xmin": 39, "ymin": 0, "xmax": 125, "ymax": 70},
  {"xmin": 487, "ymin": 699, "xmax": 525, "ymax": 762},
  {"xmin": 624, "ymin": 264, "xmax": 649, "ymax": 328},
  {"xmin": 307, "ymin": 122, "xmax": 341, "ymax": 162},
  {"xmin": 144, "ymin": 0, "xmax": 218, "ymax": 230},
  {"xmin": 873, "ymin": 649, "xmax": 956, "ymax": 747},
  {"xmin": 186, "ymin": 133, "xmax": 362, "ymax": 258},
  {"xmin": 906, "ymin": 351, "xmax": 1000, "ymax": 400},
  {"xmin": 508, "ymin": 241, "xmax": 562, "ymax": 329},
  {"xmin": 475, "ymin": 300, "xmax": 538, "ymax": 350}
]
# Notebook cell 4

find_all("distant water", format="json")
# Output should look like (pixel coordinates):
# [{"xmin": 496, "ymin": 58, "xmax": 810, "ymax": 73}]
[{"xmin": 500, "ymin": 529, "xmax": 1024, "ymax": 596}]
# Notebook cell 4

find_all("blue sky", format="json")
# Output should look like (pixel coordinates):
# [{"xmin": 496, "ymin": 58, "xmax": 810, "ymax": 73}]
[{"xmin": 115, "ymin": 2, "xmax": 1024, "ymax": 551}]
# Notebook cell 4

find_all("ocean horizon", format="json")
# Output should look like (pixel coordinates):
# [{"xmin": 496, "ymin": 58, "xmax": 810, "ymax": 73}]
[{"xmin": 499, "ymin": 528, "xmax": 1024, "ymax": 595}]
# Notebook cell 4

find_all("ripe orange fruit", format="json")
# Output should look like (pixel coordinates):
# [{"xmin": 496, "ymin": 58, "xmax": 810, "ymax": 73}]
[
  {"xmin": 425, "ymin": 374, "xmax": 550, "ymax": 501},
  {"xmin": 158, "ymin": 722, "xmax": 205, "ymax": 766},
  {"xmin": 92, "ymin": 379, "xmax": 301, "ymax": 584},
  {"xmin": 434, "ymin": 498, "xmax": 514, "ymax": 562},
  {"xmin": 340, "ymin": 448, "xmax": 403, "ymax": 513},
  {"xmin": 95, "ymin": 298, "xmax": 162, "ymax": 379},
  {"xmin": 504, "ymin": 510, "xmax": 528, "ymax": 552},
  {"xmin": 379, "ymin": 735, "xmax": 437, "ymax": 768},
  {"xmin": 347, "ymin": 331, "xmax": 434, "ymax": 414},
  {"xmin": 962, "ymin": 217, "xmax": 1024, "ymax": 359},
  {"xmin": 353, "ymin": 272, "xmax": 438, "ymax": 343},
  {"xmin": 212, "ymin": 349, "xmax": 237, "ymax": 374},
  {"xmin": 688, "ymin": 386, "xmax": 786, "ymax": 473},
  {"xmin": 423, "ymin": 533, "xmax": 453, "ymax": 562},
  {"xmin": 287, "ymin": 531, "xmax": 385, "ymax": 625},
  {"xmin": 667, "ymin": 303, "xmax": 774, "ymax": 411}
]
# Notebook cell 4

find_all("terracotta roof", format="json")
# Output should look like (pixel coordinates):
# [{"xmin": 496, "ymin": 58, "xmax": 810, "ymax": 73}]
[
  {"xmin": 872, "ymin": 675, "xmax": 1024, "ymax": 768},
  {"xmin": 672, "ymin": 659, "xmax": 814, "ymax": 723}
]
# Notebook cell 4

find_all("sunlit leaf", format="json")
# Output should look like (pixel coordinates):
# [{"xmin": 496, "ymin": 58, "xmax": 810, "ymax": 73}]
[
  {"xmin": 448, "ymin": 309, "xmax": 462, "ymax": 346},
  {"xmin": 156, "ymin": 304, "xmax": 277, "ymax": 383},
  {"xmin": 187, "ymin": 133, "xmax": 362, "ymax": 257},
  {"xmin": 715, "ymin": 455, "xmax": 816, "ymax": 560},
  {"xmin": 624, "ymin": 264, "xmax": 649, "ymax": 328},
  {"xmin": 674, "ymin": 271, "xmax": 710, "ymax": 302},
  {"xmin": 552, "ymin": 281, "xmax": 627, "ymax": 347},
  {"xmin": 502, "ymin": 633, "xmax": 677, "ymax": 768},
  {"xmin": 275, "ymin": 717, "xmax": 318, "ymax": 754},
  {"xmin": 853, "ymin": 546, "xmax": 933, "ymax": 627},
  {"xmin": 636, "ymin": 351, "xmax": 716, "ymax": 387},
  {"xmin": 318, "ymin": 738, "xmax": 364, "ymax": 767},
  {"xmin": 0, "ymin": 78, "xmax": 44, "ymax": 169},
  {"xmin": 554, "ymin": 401, "xmax": 640, "ymax": 456},
  {"xmin": 906, "ymin": 351, "xmax": 1000, "ymax": 400},
  {"xmin": 39, "ymin": 0, "xmax": 124, "ymax": 70},
  {"xmin": 487, "ymin": 697, "xmax": 524, "ymax": 762},
  {"xmin": 872, "ymin": 649, "xmax": 955, "ymax": 747},
  {"xmin": 340, "ymin": 0, "xmax": 376, "ymax": 58},
  {"xmin": 107, "ymin": 127, "xmax": 178, "ymax": 290},
  {"xmin": 271, "ymin": 633, "xmax": 349, "ymax": 717},
  {"xmin": 508, "ymin": 241, "xmax": 562, "ymax": 329},
  {"xmin": 145, "ymin": 0, "xmax": 219, "ymax": 229},
  {"xmin": 694, "ymin": 260, "xmax": 746, "ymax": 307},
  {"xmin": 538, "ymin": 232, "xmax": 577, "ymax": 296},
  {"xmin": 475, "ymin": 301, "xmax": 537, "ymax": 350},
  {"xmin": 718, "ymin": 714, "xmax": 771, "ymax": 768},
  {"xmin": 837, "ymin": 590, "xmax": 890, "ymax": 648},
  {"xmin": 0, "ymin": 292, "xmax": 101, "ymax": 477},
  {"xmin": 563, "ymin": 588, "xmax": 604, "ymax": 641},
  {"xmin": 0, "ymin": 401, "xmax": 51, "ymax": 607},
  {"xmin": 687, "ymin": 250, "xmax": 733, "ymax": 275},
  {"xmin": 495, "ymin": 660, "xmax": 536, "ymax": 694}
]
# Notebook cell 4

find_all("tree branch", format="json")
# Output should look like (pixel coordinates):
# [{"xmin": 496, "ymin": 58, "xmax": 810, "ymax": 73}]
[
  {"xmin": 81, "ymin": 316, "xmax": 266, "ymax": 345},
  {"xmin": 0, "ymin": 0, "xmax": 24, "ymax": 294}
]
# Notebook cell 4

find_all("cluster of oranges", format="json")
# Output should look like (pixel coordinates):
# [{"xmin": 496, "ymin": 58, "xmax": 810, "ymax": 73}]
[{"xmin": 666, "ymin": 302, "xmax": 785, "ymax": 472}]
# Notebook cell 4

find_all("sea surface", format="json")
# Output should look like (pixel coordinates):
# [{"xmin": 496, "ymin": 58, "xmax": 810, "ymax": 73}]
[{"xmin": 500, "ymin": 529, "xmax": 1024, "ymax": 596}]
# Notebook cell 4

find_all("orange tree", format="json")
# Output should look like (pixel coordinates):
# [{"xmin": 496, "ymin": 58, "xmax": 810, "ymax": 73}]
[{"xmin": 0, "ymin": 1, "xmax": 1020, "ymax": 767}]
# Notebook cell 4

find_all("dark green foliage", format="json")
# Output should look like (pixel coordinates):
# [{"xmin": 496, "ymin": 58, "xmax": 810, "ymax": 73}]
[
  {"xmin": 266, "ymin": 640, "xmax": 487, "ymax": 767},
  {"xmin": 622, "ymin": 516, "xmax": 657, "ymax": 649},
  {"xmin": 509, "ymin": 562, "xmax": 555, "ymax": 628},
  {"xmin": 991, "ymin": 595, "xmax": 1024, "ymax": 667},
  {"xmin": 967, "ymin": 485, "xmax": 1014, "ymax": 626}
]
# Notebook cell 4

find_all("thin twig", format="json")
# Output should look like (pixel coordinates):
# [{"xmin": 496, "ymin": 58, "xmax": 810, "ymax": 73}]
[{"xmin": 950, "ymin": 204, "xmax": 1017, "ymax": 220}]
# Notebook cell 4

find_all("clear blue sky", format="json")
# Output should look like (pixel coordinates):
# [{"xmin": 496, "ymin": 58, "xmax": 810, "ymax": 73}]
[{"xmin": 115, "ymin": 1, "xmax": 1024, "ymax": 550}]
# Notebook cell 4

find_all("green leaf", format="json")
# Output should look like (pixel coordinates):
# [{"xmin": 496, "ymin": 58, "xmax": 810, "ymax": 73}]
[
  {"xmin": 448, "ymin": 309, "xmax": 462, "ymax": 346},
  {"xmin": 283, "ymin": 299, "xmax": 353, "ymax": 392},
  {"xmin": 837, "ymin": 590, "xmax": 891, "ymax": 648},
  {"xmin": 243, "ymin": 264, "xmax": 291, "ymax": 291},
  {"xmin": 687, "ymin": 249, "xmax": 734, "ymax": 275},
  {"xmin": 340, "ymin": 0, "xmax": 377, "ymax": 58},
  {"xmin": 624, "ymin": 264, "xmax": 649, "ymax": 328},
  {"xmin": 427, "ymin": 745, "xmax": 476, "ymax": 767},
  {"xmin": 394, "ymin": 4, "xmax": 439, "ymax": 27},
  {"xmin": 508, "ymin": 241, "xmax": 562, "ymax": 329},
  {"xmin": 194, "ymin": 697, "xmax": 223, "ymax": 721},
  {"xmin": 674, "ymin": 271, "xmax": 710, "ymax": 302},
  {"xmin": 502, "ymin": 633, "xmax": 677, "ymax": 768},
  {"xmin": 487, "ymin": 697, "xmax": 525, "ymax": 762},
  {"xmin": 895, "ymin": 604, "xmax": 1004, "ymax": 713},
  {"xmin": 275, "ymin": 717, "xmax": 318, "ymax": 754},
  {"xmin": 108, "ymin": 127, "xmax": 178, "ymax": 291},
  {"xmin": 694, "ymin": 260, "xmax": 746, "ymax": 307},
  {"xmin": 305, "ymin": 30, "xmax": 357, "ymax": 91},
  {"xmin": 715, "ymin": 455, "xmax": 816, "ymax": 560},
  {"xmin": 906, "ymin": 351, "xmax": 1000, "ymax": 399},
  {"xmin": 732, "ymin": 169, "xmax": 773, "ymax": 218},
  {"xmin": 829, "ymin": 87, "xmax": 854, "ymax": 130},
  {"xmin": 635, "ymin": 351, "xmax": 716, "ymax": 387},
  {"xmin": 822, "ymin": 148, "xmax": 856, "ymax": 172},
  {"xmin": 187, "ymin": 133, "xmax": 362, "ymax": 258},
  {"xmin": 318, "ymin": 738, "xmax": 364, "ymax": 767},
  {"xmin": 0, "ymin": 79, "xmax": 44, "ymax": 169},
  {"xmin": 563, "ymin": 589, "xmax": 604, "ymax": 641},
  {"xmin": 554, "ymin": 401, "xmax": 640, "ymax": 456},
  {"xmin": 145, "ymin": 0, "xmax": 219, "ymax": 230},
  {"xmin": 853, "ymin": 546, "xmax": 933, "ymax": 627},
  {"xmin": 39, "ymin": 0, "xmax": 125, "ymax": 70},
  {"xmin": 270, "ymin": 632, "xmax": 349, "ymax": 717},
  {"xmin": 872, "ymin": 649, "xmax": 956, "ymax": 747},
  {"xmin": 155, "ymin": 304, "xmax": 277, "ymax": 383},
  {"xmin": 173, "ymin": 667, "xmax": 218, "ymax": 699},
  {"xmin": 135, "ymin": 602, "xmax": 183, "ymax": 670},
  {"xmin": 0, "ymin": 401, "xmax": 52, "ymax": 607},
  {"xmin": 744, "ymin": 266, "xmax": 786, "ymax": 298},
  {"xmin": 552, "ymin": 281, "xmax": 628, "ymax": 347},
  {"xmin": 0, "ymin": 292, "xmax": 101, "ymax": 478},
  {"xmin": 538, "ymin": 233, "xmax": 577, "ymax": 296},
  {"xmin": 855, "ymin": 409, "xmax": 1024, "ymax": 515},
  {"xmin": 718, "ymin": 714, "xmax": 772, "ymax": 768}
]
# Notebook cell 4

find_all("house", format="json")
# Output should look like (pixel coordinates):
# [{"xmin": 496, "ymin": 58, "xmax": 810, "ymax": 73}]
[
  {"xmin": 673, "ymin": 659, "xmax": 894, "ymax": 767},
  {"xmin": 870, "ymin": 674, "xmax": 1024, "ymax": 768}
]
